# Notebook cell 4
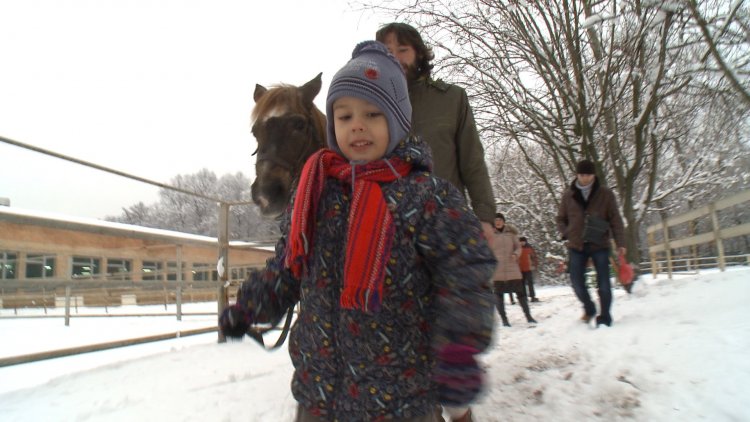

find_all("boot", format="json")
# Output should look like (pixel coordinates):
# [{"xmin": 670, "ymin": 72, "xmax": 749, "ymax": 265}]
[
  {"xmin": 519, "ymin": 294, "xmax": 536, "ymax": 325},
  {"xmin": 596, "ymin": 315, "xmax": 612, "ymax": 327},
  {"xmin": 497, "ymin": 299, "xmax": 510, "ymax": 327}
]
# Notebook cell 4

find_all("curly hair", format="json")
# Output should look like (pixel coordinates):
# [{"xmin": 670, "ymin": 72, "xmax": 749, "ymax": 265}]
[{"xmin": 376, "ymin": 22, "xmax": 435, "ymax": 80}]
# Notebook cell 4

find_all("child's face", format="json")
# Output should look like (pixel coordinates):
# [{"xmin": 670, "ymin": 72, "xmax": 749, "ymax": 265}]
[{"xmin": 332, "ymin": 96, "xmax": 389, "ymax": 163}]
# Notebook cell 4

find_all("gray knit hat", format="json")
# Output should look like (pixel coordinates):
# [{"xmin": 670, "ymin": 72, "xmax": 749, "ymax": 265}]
[{"xmin": 326, "ymin": 40, "xmax": 412, "ymax": 157}]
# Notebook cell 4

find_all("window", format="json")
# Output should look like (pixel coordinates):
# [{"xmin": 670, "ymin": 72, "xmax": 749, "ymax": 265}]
[
  {"xmin": 107, "ymin": 259, "xmax": 132, "ymax": 280},
  {"xmin": 0, "ymin": 251, "xmax": 17, "ymax": 280},
  {"xmin": 167, "ymin": 261, "xmax": 186, "ymax": 281},
  {"xmin": 142, "ymin": 261, "xmax": 163, "ymax": 281},
  {"xmin": 230, "ymin": 267, "xmax": 247, "ymax": 282},
  {"xmin": 72, "ymin": 256, "xmax": 100, "ymax": 278},
  {"xmin": 26, "ymin": 254, "xmax": 55, "ymax": 279},
  {"xmin": 193, "ymin": 263, "xmax": 217, "ymax": 281}
]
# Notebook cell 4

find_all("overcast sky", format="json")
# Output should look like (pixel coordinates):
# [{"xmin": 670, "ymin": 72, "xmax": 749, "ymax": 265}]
[{"xmin": 0, "ymin": 0, "xmax": 388, "ymax": 218}]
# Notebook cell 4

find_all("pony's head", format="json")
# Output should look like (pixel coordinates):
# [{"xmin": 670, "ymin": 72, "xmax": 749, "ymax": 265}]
[{"xmin": 250, "ymin": 73, "xmax": 326, "ymax": 217}]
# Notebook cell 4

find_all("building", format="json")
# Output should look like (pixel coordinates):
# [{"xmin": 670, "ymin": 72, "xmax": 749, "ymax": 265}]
[{"xmin": 0, "ymin": 206, "xmax": 275, "ymax": 307}]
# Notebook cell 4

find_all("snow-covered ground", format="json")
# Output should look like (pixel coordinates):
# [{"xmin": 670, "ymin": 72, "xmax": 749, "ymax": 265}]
[{"xmin": 0, "ymin": 267, "xmax": 748, "ymax": 421}]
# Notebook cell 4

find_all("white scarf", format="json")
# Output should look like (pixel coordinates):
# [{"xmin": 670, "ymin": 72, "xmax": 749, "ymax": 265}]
[{"xmin": 576, "ymin": 181, "xmax": 593, "ymax": 201}]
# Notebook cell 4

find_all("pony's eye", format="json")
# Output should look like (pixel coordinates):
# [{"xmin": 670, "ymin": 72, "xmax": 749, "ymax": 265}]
[
  {"xmin": 291, "ymin": 116, "xmax": 306, "ymax": 131},
  {"xmin": 251, "ymin": 146, "xmax": 258, "ymax": 156}
]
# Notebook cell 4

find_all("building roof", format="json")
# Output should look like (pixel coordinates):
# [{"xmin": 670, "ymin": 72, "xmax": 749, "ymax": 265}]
[{"xmin": 0, "ymin": 206, "xmax": 275, "ymax": 251}]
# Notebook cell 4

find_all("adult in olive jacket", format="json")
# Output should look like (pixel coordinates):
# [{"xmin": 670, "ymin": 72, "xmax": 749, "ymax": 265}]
[
  {"xmin": 377, "ymin": 23, "xmax": 496, "ymax": 239},
  {"xmin": 556, "ymin": 159, "xmax": 626, "ymax": 327}
]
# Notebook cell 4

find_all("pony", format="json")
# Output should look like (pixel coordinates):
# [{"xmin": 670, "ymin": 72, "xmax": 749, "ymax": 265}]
[{"xmin": 250, "ymin": 73, "xmax": 327, "ymax": 217}]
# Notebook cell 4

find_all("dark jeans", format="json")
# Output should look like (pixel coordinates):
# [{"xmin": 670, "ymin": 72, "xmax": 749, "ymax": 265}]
[
  {"xmin": 568, "ymin": 245, "xmax": 612, "ymax": 321},
  {"xmin": 521, "ymin": 271, "xmax": 536, "ymax": 298}
]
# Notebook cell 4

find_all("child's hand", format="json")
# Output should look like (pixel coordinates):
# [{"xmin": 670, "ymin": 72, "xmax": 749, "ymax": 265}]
[
  {"xmin": 434, "ymin": 344, "xmax": 483, "ymax": 407},
  {"xmin": 219, "ymin": 304, "xmax": 251, "ymax": 339}
]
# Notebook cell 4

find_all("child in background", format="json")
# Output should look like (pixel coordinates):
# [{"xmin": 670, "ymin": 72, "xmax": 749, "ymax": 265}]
[
  {"xmin": 219, "ymin": 41, "xmax": 496, "ymax": 422},
  {"xmin": 518, "ymin": 236, "xmax": 540, "ymax": 302}
]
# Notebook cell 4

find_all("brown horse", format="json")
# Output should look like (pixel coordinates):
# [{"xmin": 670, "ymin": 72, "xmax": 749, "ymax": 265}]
[{"xmin": 250, "ymin": 73, "xmax": 326, "ymax": 217}]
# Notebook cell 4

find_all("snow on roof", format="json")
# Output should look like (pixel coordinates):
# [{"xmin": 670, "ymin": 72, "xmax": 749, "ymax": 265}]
[{"xmin": 0, "ymin": 206, "xmax": 275, "ymax": 251}]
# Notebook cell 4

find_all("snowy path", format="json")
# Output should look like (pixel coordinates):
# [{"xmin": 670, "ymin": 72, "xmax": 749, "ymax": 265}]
[{"xmin": 1, "ymin": 268, "xmax": 748, "ymax": 421}]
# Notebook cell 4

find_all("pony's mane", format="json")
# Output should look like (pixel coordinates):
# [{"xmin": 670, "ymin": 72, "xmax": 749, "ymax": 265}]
[{"xmin": 252, "ymin": 84, "xmax": 326, "ymax": 145}]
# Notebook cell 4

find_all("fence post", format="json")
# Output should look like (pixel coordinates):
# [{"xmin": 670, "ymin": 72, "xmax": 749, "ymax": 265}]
[
  {"xmin": 662, "ymin": 220, "xmax": 673, "ymax": 280},
  {"xmin": 176, "ymin": 245, "xmax": 183, "ymax": 321},
  {"xmin": 708, "ymin": 203, "xmax": 726, "ymax": 272},
  {"xmin": 64, "ymin": 285, "xmax": 71, "ymax": 326},
  {"xmin": 217, "ymin": 203, "xmax": 230, "ymax": 343},
  {"xmin": 648, "ymin": 231, "xmax": 658, "ymax": 279}
]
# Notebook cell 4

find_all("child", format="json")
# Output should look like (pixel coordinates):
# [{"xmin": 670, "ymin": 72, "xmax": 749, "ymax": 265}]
[
  {"xmin": 220, "ymin": 41, "xmax": 496, "ymax": 422},
  {"xmin": 518, "ymin": 236, "xmax": 539, "ymax": 302}
]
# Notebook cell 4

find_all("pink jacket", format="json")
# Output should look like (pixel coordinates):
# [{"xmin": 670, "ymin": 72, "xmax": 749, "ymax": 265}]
[{"xmin": 490, "ymin": 227, "xmax": 522, "ymax": 282}]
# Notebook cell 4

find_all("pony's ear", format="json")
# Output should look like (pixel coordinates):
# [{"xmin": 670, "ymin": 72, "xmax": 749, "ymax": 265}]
[
  {"xmin": 254, "ymin": 84, "xmax": 267, "ymax": 103},
  {"xmin": 300, "ymin": 73, "xmax": 323, "ymax": 105}
]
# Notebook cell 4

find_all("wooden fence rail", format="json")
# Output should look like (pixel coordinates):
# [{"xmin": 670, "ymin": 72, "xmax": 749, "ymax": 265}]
[
  {"xmin": 647, "ymin": 189, "xmax": 750, "ymax": 279},
  {"xmin": 0, "ymin": 279, "xmax": 245, "ymax": 326}
]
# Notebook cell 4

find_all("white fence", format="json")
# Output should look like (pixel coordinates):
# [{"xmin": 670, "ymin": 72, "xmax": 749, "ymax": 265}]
[{"xmin": 647, "ymin": 190, "xmax": 750, "ymax": 279}]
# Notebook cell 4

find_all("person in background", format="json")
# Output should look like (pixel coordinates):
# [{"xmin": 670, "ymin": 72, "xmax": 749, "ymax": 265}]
[
  {"xmin": 219, "ymin": 40, "xmax": 495, "ymax": 422},
  {"xmin": 490, "ymin": 213, "xmax": 537, "ymax": 327},
  {"xmin": 556, "ymin": 159, "xmax": 626, "ymax": 327},
  {"xmin": 518, "ymin": 236, "xmax": 540, "ymax": 302},
  {"xmin": 376, "ymin": 23, "xmax": 496, "ymax": 242}
]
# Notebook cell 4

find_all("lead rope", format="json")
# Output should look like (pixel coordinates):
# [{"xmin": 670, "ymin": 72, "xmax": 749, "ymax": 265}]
[{"xmin": 247, "ymin": 304, "xmax": 296, "ymax": 349}]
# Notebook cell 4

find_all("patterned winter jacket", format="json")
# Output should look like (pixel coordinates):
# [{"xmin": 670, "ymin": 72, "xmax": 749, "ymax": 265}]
[{"xmin": 235, "ymin": 136, "xmax": 497, "ymax": 421}]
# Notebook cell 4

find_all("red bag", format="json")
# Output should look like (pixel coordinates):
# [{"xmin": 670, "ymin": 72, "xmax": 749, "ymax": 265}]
[{"xmin": 618, "ymin": 254, "xmax": 634, "ymax": 285}]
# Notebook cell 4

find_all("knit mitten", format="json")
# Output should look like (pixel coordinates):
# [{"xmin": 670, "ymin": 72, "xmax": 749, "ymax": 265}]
[
  {"xmin": 219, "ymin": 304, "xmax": 251, "ymax": 339},
  {"xmin": 434, "ymin": 344, "xmax": 483, "ymax": 407}
]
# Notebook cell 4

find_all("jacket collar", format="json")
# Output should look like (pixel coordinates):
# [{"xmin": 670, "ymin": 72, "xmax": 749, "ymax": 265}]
[{"xmin": 570, "ymin": 178, "xmax": 600, "ymax": 209}]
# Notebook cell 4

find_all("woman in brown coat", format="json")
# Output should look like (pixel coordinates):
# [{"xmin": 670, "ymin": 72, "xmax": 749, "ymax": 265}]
[{"xmin": 490, "ymin": 213, "xmax": 537, "ymax": 327}]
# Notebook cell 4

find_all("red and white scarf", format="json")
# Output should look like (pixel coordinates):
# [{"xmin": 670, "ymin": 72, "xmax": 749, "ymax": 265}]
[{"xmin": 285, "ymin": 149, "xmax": 412, "ymax": 312}]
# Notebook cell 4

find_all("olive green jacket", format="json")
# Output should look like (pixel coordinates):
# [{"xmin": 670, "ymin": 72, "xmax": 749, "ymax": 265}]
[{"xmin": 408, "ymin": 78, "xmax": 496, "ymax": 223}]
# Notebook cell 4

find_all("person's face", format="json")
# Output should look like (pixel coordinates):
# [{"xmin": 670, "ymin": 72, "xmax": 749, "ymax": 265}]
[
  {"xmin": 494, "ymin": 218, "xmax": 505, "ymax": 230},
  {"xmin": 333, "ymin": 96, "xmax": 389, "ymax": 163},
  {"xmin": 381, "ymin": 32, "xmax": 418, "ymax": 80},
  {"xmin": 576, "ymin": 173, "xmax": 595, "ymax": 186}
]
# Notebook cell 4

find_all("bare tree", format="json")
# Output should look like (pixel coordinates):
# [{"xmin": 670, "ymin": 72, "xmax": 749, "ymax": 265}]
[
  {"xmin": 356, "ymin": 0, "xmax": 750, "ymax": 269},
  {"xmin": 107, "ymin": 169, "xmax": 279, "ymax": 240},
  {"xmin": 685, "ymin": 0, "xmax": 750, "ymax": 106}
]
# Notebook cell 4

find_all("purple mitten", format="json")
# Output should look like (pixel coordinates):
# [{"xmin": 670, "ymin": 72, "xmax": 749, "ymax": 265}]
[
  {"xmin": 433, "ymin": 344, "xmax": 483, "ymax": 406},
  {"xmin": 219, "ymin": 304, "xmax": 251, "ymax": 339}
]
